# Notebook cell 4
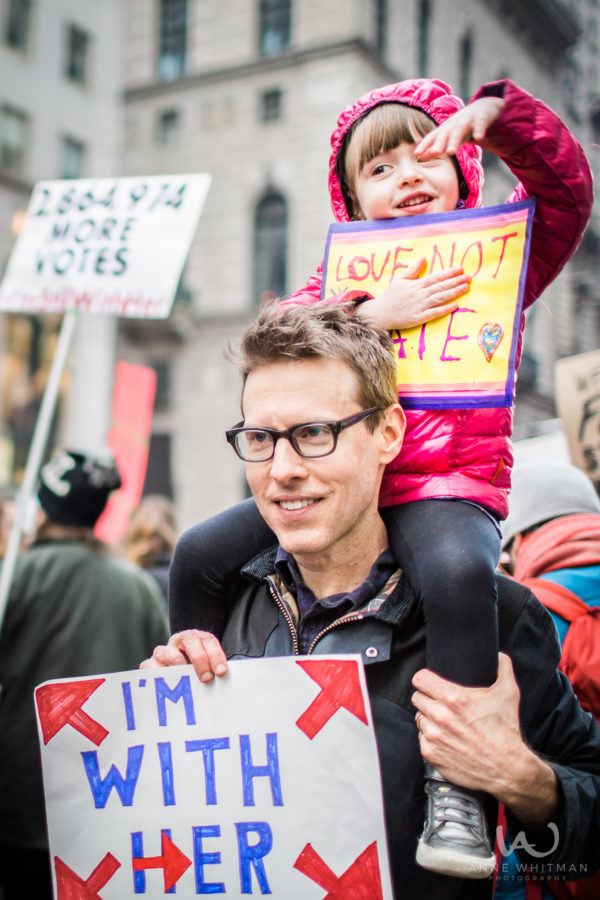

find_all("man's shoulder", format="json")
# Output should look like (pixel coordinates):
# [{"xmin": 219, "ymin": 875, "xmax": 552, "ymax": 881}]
[{"xmin": 496, "ymin": 572, "xmax": 557, "ymax": 646}]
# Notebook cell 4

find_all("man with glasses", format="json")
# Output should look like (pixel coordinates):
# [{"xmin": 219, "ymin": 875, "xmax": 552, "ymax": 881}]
[{"xmin": 143, "ymin": 303, "xmax": 600, "ymax": 898}]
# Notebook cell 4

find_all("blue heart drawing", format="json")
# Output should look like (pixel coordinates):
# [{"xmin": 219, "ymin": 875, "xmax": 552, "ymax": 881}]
[{"xmin": 478, "ymin": 323, "xmax": 504, "ymax": 362}]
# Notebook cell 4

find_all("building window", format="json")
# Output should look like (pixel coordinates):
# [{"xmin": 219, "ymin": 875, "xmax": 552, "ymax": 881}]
[
  {"xmin": 158, "ymin": 0, "xmax": 187, "ymax": 81},
  {"xmin": 260, "ymin": 88, "xmax": 282, "ymax": 123},
  {"xmin": 143, "ymin": 433, "xmax": 174, "ymax": 498},
  {"xmin": 0, "ymin": 104, "xmax": 28, "ymax": 177},
  {"xmin": 64, "ymin": 24, "xmax": 89, "ymax": 85},
  {"xmin": 60, "ymin": 136, "xmax": 86, "ymax": 179},
  {"xmin": 156, "ymin": 108, "xmax": 181, "ymax": 144},
  {"xmin": 4, "ymin": 0, "xmax": 31, "ymax": 51},
  {"xmin": 253, "ymin": 191, "xmax": 287, "ymax": 305},
  {"xmin": 459, "ymin": 30, "xmax": 472, "ymax": 101},
  {"xmin": 259, "ymin": 0, "xmax": 290, "ymax": 57},
  {"xmin": 418, "ymin": 0, "xmax": 431, "ymax": 77},
  {"xmin": 375, "ymin": 0, "xmax": 387, "ymax": 55}
]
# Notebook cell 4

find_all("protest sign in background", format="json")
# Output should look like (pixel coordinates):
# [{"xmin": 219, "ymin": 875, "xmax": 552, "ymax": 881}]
[
  {"xmin": 322, "ymin": 200, "xmax": 534, "ymax": 409},
  {"xmin": 35, "ymin": 656, "xmax": 393, "ymax": 899},
  {"xmin": 0, "ymin": 174, "xmax": 211, "ymax": 319},
  {"xmin": 555, "ymin": 349, "xmax": 600, "ymax": 487}
]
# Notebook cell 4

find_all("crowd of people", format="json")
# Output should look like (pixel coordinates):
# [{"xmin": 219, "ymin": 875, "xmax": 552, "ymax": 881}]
[
  {"xmin": 1, "ymin": 73, "xmax": 600, "ymax": 900},
  {"xmin": 0, "ymin": 451, "xmax": 174, "ymax": 899}
]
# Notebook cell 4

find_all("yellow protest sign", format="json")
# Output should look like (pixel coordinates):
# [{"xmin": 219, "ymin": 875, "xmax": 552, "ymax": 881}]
[{"xmin": 321, "ymin": 201, "xmax": 535, "ymax": 408}]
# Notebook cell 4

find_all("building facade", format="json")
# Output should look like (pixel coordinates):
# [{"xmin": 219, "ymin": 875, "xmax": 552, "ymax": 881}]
[{"xmin": 0, "ymin": 0, "xmax": 121, "ymax": 483}]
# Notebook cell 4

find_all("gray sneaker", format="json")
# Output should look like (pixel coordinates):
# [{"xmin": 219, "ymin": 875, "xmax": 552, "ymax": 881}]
[{"xmin": 416, "ymin": 765, "xmax": 496, "ymax": 879}]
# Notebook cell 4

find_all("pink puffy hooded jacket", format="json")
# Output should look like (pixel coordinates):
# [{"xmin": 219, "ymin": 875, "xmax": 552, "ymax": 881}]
[{"xmin": 287, "ymin": 79, "xmax": 593, "ymax": 518}]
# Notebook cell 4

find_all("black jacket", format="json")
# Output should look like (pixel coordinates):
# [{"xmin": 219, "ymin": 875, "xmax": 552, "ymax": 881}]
[{"xmin": 219, "ymin": 546, "xmax": 600, "ymax": 899}]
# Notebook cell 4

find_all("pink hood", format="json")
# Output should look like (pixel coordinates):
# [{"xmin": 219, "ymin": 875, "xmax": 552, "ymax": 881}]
[{"xmin": 328, "ymin": 79, "xmax": 484, "ymax": 222}]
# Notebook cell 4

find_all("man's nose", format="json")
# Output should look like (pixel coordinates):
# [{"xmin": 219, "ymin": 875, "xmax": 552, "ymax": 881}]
[{"xmin": 269, "ymin": 437, "xmax": 307, "ymax": 481}]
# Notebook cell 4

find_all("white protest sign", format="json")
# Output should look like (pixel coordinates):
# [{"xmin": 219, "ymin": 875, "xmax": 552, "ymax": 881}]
[
  {"xmin": 0, "ymin": 174, "xmax": 211, "ymax": 318},
  {"xmin": 35, "ymin": 656, "xmax": 393, "ymax": 899}
]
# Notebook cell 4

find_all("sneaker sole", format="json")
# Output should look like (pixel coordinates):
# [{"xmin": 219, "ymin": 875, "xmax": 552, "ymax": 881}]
[{"xmin": 416, "ymin": 838, "xmax": 496, "ymax": 879}]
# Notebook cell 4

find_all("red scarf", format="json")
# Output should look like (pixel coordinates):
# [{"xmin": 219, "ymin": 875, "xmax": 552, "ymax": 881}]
[{"xmin": 513, "ymin": 514, "xmax": 600, "ymax": 580}]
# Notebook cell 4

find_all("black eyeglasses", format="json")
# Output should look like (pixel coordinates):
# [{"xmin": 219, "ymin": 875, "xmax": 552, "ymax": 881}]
[{"xmin": 226, "ymin": 407, "xmax": 383, "ymax": 462}]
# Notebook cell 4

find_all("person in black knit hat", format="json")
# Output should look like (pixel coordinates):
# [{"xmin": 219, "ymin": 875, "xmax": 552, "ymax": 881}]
[{"xmin": 0, "ymin": 448, "xmax": 169, "ymax": 900}]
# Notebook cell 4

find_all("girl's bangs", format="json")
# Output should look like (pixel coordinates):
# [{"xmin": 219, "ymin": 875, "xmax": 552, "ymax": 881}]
[{"xmin": 353, "ymin": 104, "xmax": 436, "ymax": 170}]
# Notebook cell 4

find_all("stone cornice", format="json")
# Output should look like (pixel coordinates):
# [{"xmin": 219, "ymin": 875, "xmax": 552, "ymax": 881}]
[{"xmin": 123, "ymin": 39, "xmax": 400, "ymax": 103}]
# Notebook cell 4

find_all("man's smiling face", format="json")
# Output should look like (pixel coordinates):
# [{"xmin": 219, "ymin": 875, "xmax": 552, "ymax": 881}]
[{"xmin": 242, "ymin": 356, "xmax": 399, "ymax": 570}]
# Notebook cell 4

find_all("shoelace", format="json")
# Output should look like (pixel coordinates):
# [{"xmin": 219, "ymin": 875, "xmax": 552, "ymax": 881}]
[{"xmin": 429, "ymin": 784, "xmax": 485, "ymax": 838}]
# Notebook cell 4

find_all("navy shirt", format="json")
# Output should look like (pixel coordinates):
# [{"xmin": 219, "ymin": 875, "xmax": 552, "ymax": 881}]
[{"xmin": 274, "ymin": 546, "xmax": 397, "ymax": 653}]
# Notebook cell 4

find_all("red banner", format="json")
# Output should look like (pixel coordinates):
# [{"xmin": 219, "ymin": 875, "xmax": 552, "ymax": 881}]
[{"xmin": 95, "ymin": 361, "xmax": 156, "ymax": 543}]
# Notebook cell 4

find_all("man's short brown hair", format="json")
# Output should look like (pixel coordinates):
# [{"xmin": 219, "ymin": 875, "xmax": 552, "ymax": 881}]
[{"xmin": 228, "ymin": 301, "xmax": 399, "ymax": 428}]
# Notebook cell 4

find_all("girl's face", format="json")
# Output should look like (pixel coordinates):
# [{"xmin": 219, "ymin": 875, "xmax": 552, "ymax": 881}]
[{"xmin": 353, "ymin": 142, "xmax": 460, "ymax": 220}]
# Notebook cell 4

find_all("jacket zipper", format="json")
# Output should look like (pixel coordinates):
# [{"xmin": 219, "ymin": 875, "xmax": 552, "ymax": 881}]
[
  {"xmin": 267, "ymin": 577, "xmax": 378, "ymax": 656},
  {"xmin": 267, "ymin": 579, "xmax": 300, "ymax": 655},
  {"xmin": 308, "ymin": 610, "xmax": 374, "ymax": 655}
]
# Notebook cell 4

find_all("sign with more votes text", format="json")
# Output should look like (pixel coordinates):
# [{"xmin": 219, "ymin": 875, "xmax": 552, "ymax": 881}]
[
  {"xmin": 321, "ymin": 200, "xmax": 535, "ymax": 409},
  {"xmin": 35, "ymin": 656, "xmax": 393, "ymax": 899},
  {"xmin": 0, "ymin": 174, "xmax": 211, "ymax": 319}
]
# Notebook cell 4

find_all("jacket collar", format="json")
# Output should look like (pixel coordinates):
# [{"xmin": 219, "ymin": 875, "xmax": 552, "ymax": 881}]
[{"xmin": 241, "ymin": 545, "xmax": 417, "ymax": 629}]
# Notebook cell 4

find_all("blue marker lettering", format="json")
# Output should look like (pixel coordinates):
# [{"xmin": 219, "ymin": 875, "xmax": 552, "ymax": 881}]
[
  {"xmin": 236, "ymin": 822, "xmax": 273, "ymax": 894},
  {"xmin": 82, "ymin": 745, "xmax": 144, "ymax": 808},
  {"xmin": 193, "ymin": 826, "xmax": 225, "ymax": 894},
  {"xmin": 155, "ymin": 675, "xmax": 196, "ymax": 726},
  {"xmin": 185, "ymin": 738, "xmax": 230, "ymax": 805},
  {"xmin": 239, "ymin": 734, "xmax": 283, "ymax": 807},
  {"xmin": 158, "ymin": 742, "xmax": 176, "ymax": 806}
]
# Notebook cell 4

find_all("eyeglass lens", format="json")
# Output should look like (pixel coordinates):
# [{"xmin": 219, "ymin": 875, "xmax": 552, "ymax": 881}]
[{"xmin": 236, "ymin": 423, "xmax": 335, "ymax": 460}]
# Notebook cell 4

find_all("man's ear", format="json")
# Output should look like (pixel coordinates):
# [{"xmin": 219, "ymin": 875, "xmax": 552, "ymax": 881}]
[
  {"xmin": 379, "ymin": 404, "xmax": 406, "ymax": 465},
  {"xmin": 510, "ymin": 532, "xmax": 523, "ymax": 561}
]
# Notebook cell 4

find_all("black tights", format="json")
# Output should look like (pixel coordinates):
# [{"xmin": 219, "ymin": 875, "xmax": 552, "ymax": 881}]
[{"xmin": 169, "ymin": 497, "xmax": 500, "ymax": 686}]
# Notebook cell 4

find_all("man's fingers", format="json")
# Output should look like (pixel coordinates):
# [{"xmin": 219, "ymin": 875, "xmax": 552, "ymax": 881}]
[
  {"xmin": 497, "ymin": 652, "xmax": 515, "ymax": 679},
  {"xmin": 411, "ymin": 665, "xmax": 450, "ymax": 698},
  {"xmin": 171, "ymin": 630, "xmax": 228, "ymax": 682},
  {"xmin": 139, "ymin": 629, "xmax": 229, "ymax": 683},
  {"xmin": 139, "ymin": 643, "xmax": 189, "ymax": 669},
  {"xmin": 411, "ymin": 688, "xmax": 438, "ymax": 719}
]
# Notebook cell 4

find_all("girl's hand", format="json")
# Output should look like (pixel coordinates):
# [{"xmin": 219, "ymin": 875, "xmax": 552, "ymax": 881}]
[
  {"xmin": 354, "ymin": 258, "xmax": 471, "ymax": 330},
  {"xmin": 416, "ymin": 97, "xmax": 505, "ymax": 158}
]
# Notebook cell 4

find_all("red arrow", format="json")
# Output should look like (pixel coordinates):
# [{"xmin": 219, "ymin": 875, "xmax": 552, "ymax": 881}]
[
  {"xmin": 35, "ymin": 679, "xmax": 108, "ymax": 746},
  {"xmin": 294, "ymin": 841, "xmax": 383, "ymax": 899},
  {"xmin": 54, "ymin": 852, "xmax": 120, "ymax": 899},
  {"xmin": 295, "ymin": 659, "xmax": 369, "ymax": 739},
  {"xmin": 132, "ymin": 832, "xmax": 192, "ymax": 892}
]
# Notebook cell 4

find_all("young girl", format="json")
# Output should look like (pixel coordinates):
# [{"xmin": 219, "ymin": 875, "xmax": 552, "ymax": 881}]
[{"xmin": 170, "ymin": 78, "xmax": 593, "ymax": 877}]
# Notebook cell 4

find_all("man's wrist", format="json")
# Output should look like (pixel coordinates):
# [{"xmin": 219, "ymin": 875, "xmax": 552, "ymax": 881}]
[{"xmin": 496, "ymin": 745, "xmax": 560, "ymax": 827}]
